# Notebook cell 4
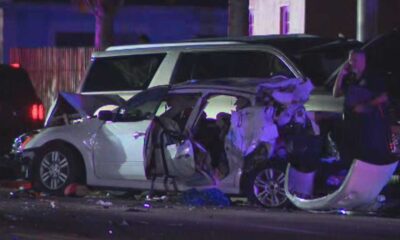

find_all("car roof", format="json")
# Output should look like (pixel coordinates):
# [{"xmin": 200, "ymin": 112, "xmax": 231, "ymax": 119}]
[
  {"xmin": 103, "ymin": 34, "xmax": 330, "ymax": 54},
  {"xmin": 182, "ymin": 34, "xmax": 348, "ymax": 53},
  {"xmin": 106, "ymin": 41, "xmax": 241, "ymax": 51},
  {"xmin": 94, "ymin": 41, "xmax": 274, "ymax": 58},
  {"xmin": 96, "ymin": 34, "xmax": 358, "ymax": 58},
  {"xmin": 170, "ymin": 77, "xmax": 287, "ymax": 94}
]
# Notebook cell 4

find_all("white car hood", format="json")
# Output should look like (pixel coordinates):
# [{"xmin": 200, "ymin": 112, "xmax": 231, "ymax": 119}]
[{"xmin": 45, "ymin": 92, "xmax": 125, "ymax": 127}]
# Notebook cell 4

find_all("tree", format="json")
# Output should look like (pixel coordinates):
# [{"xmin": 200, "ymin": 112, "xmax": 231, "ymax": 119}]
[
  {"xmin": 228, "ymin": 0, "xmax": 249, "ymax": 37},
  {"xmin": 79, "ymin": 0, "xmax": 125, "ymax": 50}
]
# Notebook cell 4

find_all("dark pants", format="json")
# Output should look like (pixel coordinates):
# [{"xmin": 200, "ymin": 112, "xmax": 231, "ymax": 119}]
[{"xmin": 341, "ymin": 109, "xmax": 392, "ymax": 165}]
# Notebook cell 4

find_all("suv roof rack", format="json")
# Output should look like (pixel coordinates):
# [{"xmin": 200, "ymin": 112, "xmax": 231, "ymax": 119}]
[{"xmin": 106, "ymin": 41, "xmax": 241, "ymax": 51}]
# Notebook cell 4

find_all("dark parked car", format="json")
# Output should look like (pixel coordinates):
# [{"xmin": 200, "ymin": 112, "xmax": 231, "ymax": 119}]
[{"xmin": 0, "ymin": 64, "xmax": 44, "ymax": 158}]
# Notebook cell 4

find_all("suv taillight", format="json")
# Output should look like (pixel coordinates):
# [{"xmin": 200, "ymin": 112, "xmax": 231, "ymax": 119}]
[{"xmin": 30, "ymin": 104, "xmax": 45, "ymax": 121}]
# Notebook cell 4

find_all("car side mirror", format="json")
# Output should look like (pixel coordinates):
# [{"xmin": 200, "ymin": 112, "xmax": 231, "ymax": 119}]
[{"xmin": 98, "ymin": 110, "xmax": 113, "ymax": 121}]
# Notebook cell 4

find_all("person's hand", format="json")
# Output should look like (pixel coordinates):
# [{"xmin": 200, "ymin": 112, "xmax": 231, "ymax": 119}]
[
  {"xmin": 372, "ymin": 93, "xmax": 388, "ymax": 105},
  {"xmin": 339, "ymin": 62, "xmax": 351, "ymax": 77}
]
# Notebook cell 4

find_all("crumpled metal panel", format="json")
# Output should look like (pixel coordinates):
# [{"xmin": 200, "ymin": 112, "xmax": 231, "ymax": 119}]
[
  {"xmin": 45, "ymin": 91, "xmax": 125, "ymax": 127},
  {"xmin": 285, "ymin": 160, "xmax": 398, "ymax": 211}
]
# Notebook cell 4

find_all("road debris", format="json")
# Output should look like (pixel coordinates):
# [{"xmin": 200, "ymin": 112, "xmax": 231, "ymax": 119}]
[
  {"xmin": 120, "ymin": 219, "xmax": 130, "ymax": 226},
  {"xmin": 181, "ymin": 188, "xmax": 230, "ymax": 207},
  {"xmin": 96, "ymin": 200, "xmax": 113, "ymax": 208},
  {"xmin": 64, "ymin": 183, "xmax": 90, "ymax": 197}
]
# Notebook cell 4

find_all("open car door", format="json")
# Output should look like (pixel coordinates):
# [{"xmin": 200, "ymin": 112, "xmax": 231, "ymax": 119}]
[
  {"xmin": 144, "ymin": 93, "xmax": 215, "ymax": 187},
  {"xmin": 93, "ymin": 86, "xmax": 169, "ymax": 180}
]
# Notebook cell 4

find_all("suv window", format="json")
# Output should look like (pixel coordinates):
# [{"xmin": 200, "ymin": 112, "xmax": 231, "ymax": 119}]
[
  {"xmin": 291, "ymin": 50, "xmax": 351, "ymax": 87},
  {"xmin": 82, "ymin": 53, "xmax": 166, "ymax": 92},
  {"xmin": 172, "ymin": 51, "xmax": 294, "ymax": 83}
]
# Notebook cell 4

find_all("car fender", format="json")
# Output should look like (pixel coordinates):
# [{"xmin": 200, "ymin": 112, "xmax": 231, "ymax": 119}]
[{"xmin": 24, "ymin": 119, "xmax": 103, "ymax": 178}]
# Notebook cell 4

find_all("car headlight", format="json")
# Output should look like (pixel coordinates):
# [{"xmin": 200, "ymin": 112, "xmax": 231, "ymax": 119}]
[{"xmin": 11, "ymin": 131, "xmax": 39, "ymax": 154}]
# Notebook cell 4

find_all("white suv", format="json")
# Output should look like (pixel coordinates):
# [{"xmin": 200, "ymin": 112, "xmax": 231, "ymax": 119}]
[{"xmin": 77, "ymin": 36, "xmax": 347, "ymax": 110}]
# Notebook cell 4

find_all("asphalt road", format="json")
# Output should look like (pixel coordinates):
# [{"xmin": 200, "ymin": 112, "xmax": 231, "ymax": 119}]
[{"xmin": 0, "ymin": 188, "xmax": 399, "ymax": 240}]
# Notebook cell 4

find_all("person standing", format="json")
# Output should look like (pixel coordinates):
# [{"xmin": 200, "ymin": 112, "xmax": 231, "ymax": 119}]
[{"xmin": 333, "ymin": 49, "xmax": 392, "ymax": 165}]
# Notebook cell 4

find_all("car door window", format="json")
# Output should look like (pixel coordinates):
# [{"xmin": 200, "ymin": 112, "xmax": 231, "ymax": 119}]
[
  {"xmin": 172, "ymin": 51, "xmax": 294, "ymax": 84},
  {"xmin": 156, "ymin": 93, "xmax": 202, "ymax": 131},
  {"xmin": 193, "ymin": 94, "xmax": 248, "ymax": 137},
  {"xmin": 201, "ymin": 95, "xmax": 238, "ymax": 119},
  {"xmin": 82, "ymin": 53, "xmax": 166, "ymax": 92}
]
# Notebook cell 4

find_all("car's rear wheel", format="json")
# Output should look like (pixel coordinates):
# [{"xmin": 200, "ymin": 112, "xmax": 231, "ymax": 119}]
[
  {"xmin": 245, "ymin": 162, "xmax": 288, "ymax": 208},
  {"xmin": 33, "ymin": 144, "xmax": 82, "ymax": 195}
]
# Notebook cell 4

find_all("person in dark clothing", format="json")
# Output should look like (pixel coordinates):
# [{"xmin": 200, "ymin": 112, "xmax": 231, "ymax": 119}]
[{"xmin": 333, "ymin": 49, "xmax": 392, "ymax": 165}]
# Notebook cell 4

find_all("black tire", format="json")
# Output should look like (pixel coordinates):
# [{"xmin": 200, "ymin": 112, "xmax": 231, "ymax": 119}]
[
  {"xmin": 244, "ymin": 161, "xmax": 288, "ymax": 208},
  {"xmin": 33, "ymin": 143, "xmax": 82, "ymax": 195}
]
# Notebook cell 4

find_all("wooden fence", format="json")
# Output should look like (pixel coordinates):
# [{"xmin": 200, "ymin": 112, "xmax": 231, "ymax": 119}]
[{"xmin": 10, "ymin": 47, "xmax": 95, "ymax": 111}]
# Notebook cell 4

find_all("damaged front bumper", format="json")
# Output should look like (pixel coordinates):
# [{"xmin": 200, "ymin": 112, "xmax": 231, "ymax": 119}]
[
  {"xmin": 11, "ymin": 149, "xmax": 37, "ymax": 180},
  {"xmin": 10, "ymin": 132, "xmax": 40, "ymax": 180}
]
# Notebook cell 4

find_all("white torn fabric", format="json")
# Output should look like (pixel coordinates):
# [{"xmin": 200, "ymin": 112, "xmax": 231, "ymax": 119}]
[
  {"xmin": 293, "ymin": 79, "xmax": 314, "ymax": 103},
  {"xmin": 258, "ymin": 77, "xmax": 313, "ymax": 105},
  {"xmin": 257, "ymin": 77, "xmax": 314, "ymax": 105},
  {"xmin": 226, "ymin": 77, "xmax": 316, "ymax": 158},
  {"xmin": 227, "ymin": 106, "xmax": 278, "ymax": 157},
  {"xmin": 276, "ymin": 104, "xmax": 305, "ymax": 126},
  {"xmin": 258, "ymin": 76, "xmax": 301, "ymax": 90},
  {"xmin": 258, "ymin": 78, "xmax": 315, "ymax": 128},
  {"xmin": 271, "ymin": 91, "xmax": 294, "ymax": 105}
]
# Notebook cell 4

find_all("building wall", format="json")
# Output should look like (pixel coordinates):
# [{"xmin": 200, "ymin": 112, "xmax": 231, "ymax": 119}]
[
  {"xmin": 3, "ymin": 3, "xmax": 227, "ymax": 63},
  {"xmin": 249, "ymin": 0, "xmax": 305, "ymax": 35}
]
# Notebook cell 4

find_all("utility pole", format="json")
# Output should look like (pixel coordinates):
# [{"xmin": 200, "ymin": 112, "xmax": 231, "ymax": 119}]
[
  {"xmin": 228, "ymin": 0, "xmax": 249, "ymax": 37},
  {"xmin": 357, "ymin": 0, "xmax": 378, "ymax": 42},
  {"xmin": 0, "ymin": 8, "xmax": 3, "ymax": 63}
]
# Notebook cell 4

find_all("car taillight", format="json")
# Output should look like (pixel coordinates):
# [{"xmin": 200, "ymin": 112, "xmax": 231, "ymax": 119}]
[
  {"xmin": 30, "ymin": 104, "xmax": 45, "ymax": 121},
  {"xmin": 10, "ymin": 63, "xmax": 20, "ymax": 68}
]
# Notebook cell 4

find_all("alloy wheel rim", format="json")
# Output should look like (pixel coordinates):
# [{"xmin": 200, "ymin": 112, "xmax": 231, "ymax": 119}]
[
  {"xmin": 253, "ymin": 168, "xmax": 287, "ymax": 207},
  {"xmin": 40, "ymin": 151, "xmax": 70, "ymax": 190}
]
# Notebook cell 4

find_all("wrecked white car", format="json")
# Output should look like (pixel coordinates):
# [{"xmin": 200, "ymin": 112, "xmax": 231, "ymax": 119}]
[
  {"xmin": 13, "ymin": 77, "xmax": 317, "ymax": 207},
  {"xmin": 13, "ymin": 77, "xmax": 398, "ymax": 210}
]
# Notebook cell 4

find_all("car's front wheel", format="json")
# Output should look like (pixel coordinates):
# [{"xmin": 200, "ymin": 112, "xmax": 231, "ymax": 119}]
[
  {"xmin": 33, "ymin": 144, "xmax": 82, "ymax": 195},
  {"xmin": 244, "ymin": 162, "xmax": 288, "ymax": 208}
]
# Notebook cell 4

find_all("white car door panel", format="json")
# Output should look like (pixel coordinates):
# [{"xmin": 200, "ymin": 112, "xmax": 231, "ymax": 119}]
[{"xmin": 93, "ymin": 120, "xmax": 152, "ymax": 180}]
